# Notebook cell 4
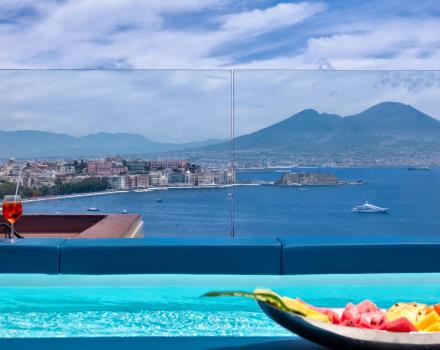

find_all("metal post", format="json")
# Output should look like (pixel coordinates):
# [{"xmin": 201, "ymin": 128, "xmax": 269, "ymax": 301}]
[{"xmin": 230, "ymin": 69, "xmax": 235, "ymax": 238}]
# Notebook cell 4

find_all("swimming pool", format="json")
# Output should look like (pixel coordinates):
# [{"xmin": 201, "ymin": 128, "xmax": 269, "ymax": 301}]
[{"xmin": 0, "ymin": 273, "xmax": 439, "ymax": 338}]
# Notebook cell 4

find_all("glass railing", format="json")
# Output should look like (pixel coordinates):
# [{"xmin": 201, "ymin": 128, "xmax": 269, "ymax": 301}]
[
  {"xmin": 233, "ymin": 70, "xmax": 440, "ymax": 238},
  {"xmin": 1, "ymin": 69, "xmax": 439, "ymax": 238}
]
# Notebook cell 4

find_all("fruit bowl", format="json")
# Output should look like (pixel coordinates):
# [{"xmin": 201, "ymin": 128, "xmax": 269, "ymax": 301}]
[{"xmin": 258, "ymin": 301, "xmax": 440, "ymax": 350}]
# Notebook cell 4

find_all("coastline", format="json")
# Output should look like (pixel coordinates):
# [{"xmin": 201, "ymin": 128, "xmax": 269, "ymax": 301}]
[
  {"xmin": 22, "ymin": 190, "xmax": 130, "ymax": 203},
  {"xmin": 22, "ymin": 178, "xmax": 365, "ymax": 204},
  {"xmin": 22, "ymin": 184, "xmax": 259, "ymax": 203}
]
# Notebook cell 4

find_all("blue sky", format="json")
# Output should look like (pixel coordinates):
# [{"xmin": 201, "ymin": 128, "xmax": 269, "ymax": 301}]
[
  {"xmin": 0, "ymin": 1, "xmax": 440, "ymax": 142},
  {"xmin": 1, "ymin": 0, "xmax": 440, "ymax": 69}
]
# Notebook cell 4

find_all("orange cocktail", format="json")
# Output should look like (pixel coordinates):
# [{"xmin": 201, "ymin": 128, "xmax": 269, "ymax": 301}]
[{"xmin": 3, "ymin": 195, "xmax": 22, "ymax": 241}]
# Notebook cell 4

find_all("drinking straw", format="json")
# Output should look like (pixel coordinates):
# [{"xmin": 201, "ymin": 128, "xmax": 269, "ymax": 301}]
[{"xmin": 14, "ymin": 169, "xmax": 22, "ymax": 198}]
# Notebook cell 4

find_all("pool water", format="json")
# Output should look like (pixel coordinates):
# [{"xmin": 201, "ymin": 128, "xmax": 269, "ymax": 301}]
[{"xmin": 0, "ymin": 273, "xmax": 440, "ymax": 338}]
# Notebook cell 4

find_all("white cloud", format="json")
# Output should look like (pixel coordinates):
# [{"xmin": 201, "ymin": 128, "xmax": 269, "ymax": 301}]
[
  {"xmin": 234, "ymin": 17, "xmax": 440, "ymax": 69},
  {"xmin": 0, "ymin": 1, "xmax": 325, "ymax": 68},
  {"xmin": 0, "ymin": 0, "xmax": 226, "ymax": 68},
  {"xmin": 0, "ymin": 70, "xmax": 231, "ymax": 142},
  {"xmin": 1, "ymin": 1, "xmax": 440, "ymax": 142},
  {"xmin": 1, "ymin": 1, "xmax": 440, "ymax": 70},
  {"xmin": 220, "ymin": 2, "xmax": 326, "ymax": 36}
]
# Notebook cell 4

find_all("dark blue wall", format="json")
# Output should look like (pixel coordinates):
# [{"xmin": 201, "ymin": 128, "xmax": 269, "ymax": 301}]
[{"xmin": 0, "ymin": 237, "xmax": 438, "ymax": 274}]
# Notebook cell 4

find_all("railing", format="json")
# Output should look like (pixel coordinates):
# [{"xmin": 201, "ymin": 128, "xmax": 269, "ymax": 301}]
[{"xmin": 0, "ymin": 69, "xmax": 439, "ymax": 238}]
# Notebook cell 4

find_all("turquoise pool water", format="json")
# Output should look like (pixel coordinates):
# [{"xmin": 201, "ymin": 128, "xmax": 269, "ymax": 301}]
[{"xmin": 0, "ymin": 273, "xmax": 439, "ymax": 338}]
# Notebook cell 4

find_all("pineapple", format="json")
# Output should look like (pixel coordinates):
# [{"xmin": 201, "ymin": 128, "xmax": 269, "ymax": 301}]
[{"xmin": 385, "ymin": 302, "xmax": 428, "ymax": 325}]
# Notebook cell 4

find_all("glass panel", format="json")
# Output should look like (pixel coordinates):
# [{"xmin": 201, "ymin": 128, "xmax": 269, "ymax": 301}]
[
  {"xmin": 0, "ymin": 70, "xmax": 233, "ymax": 237},
  {"xmin": 233, "ymin": 70, "xmax": 440, "ymax": 238}
]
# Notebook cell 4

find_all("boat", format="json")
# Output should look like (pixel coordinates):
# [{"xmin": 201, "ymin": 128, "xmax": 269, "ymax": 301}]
[
  {"xmin": 351, "ymin": 201, "xmax": 389, "ymax": 213},
  {"xmin": 87, "ymin": 194, "xmax": 99, "ymax": 212},
  {"xmin": 87, "ymin": 207, "xmax": 100, "ymax": 212},
  {"xmin": 122, "ymin": 209, "xmax": 127, "ymax": 214},
  {"xmin": 408, "ymin": 166, "xmax": 431, "ymax": 171}
]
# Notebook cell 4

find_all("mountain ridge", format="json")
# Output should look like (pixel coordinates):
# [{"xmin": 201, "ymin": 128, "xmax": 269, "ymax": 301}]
[
  {"xmin": 0, "ymin": 129, "xmax": 226, "ymax": 158},
  {"xmin": 205, "ymin": 101, "xmax": 440, "ymax": 153},
  {"xmin": 1, "ymin": 101, "xmax": 439, "ymax": 160}
]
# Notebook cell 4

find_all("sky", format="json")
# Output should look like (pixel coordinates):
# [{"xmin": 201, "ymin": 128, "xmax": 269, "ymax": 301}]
[
  {"xmin": 234, "ymin": 70, "xmax": 440, "ymax": 135},
  {"xmin": 0, "ymin": 1, "xmax": 440, "ymax": 141},
  {"xmin": 1, "ymin": 0, "xmax": 440, "ymax": 69}
]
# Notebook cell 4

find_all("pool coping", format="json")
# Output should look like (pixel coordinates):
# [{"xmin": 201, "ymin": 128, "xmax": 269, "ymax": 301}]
[
  {"xmin": 0, "ymin": 336, "xmax": 323, "ymax": 350},
  {"xmin": 0, "ymin": 237, "xmax": 439, "ymax": 274}
]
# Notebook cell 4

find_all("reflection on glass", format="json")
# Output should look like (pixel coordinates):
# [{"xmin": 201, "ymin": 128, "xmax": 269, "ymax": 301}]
[
  {"xmin": 233, "ymin": 70, "xmax": 440, "ymax": 238},
  {"xmin": 0, "ymin": 70, "xmax": 233, "ymax": 237},
  {"xmin": 1, "ymin": 70, "xmax": 439, "ymax": 239}
]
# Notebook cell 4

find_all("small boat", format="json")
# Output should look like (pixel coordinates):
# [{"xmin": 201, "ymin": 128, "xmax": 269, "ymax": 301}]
[
  {"xmin": 156, "ymin": 198, "xmax": 163, "ymax": 203},
  {"xmin": 121, "ymin": 209, "xmax": 127, "ymax": 214},
  {"xmin": 87, "ymin": 194, "xmax": 99, "ymax": 211},
  {"xmin": 408, "ymin": 166, "xmax": 430, "ymax": 171},
  {"xmin": 352, "ymin": 201, "xmax": 389, "ymax": 213}
]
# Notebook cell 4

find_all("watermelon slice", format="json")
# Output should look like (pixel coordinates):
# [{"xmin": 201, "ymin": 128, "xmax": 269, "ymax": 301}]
[
  {"xmin": 381, "ymin": 317, "xmax": 417, "ymax": 332},
  {"xmin": 340, "ymin": 300, "xmax": 385, "ymax": 329}
]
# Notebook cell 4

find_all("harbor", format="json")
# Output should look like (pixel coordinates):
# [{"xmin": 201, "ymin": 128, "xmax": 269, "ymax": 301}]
[{"xmin": 23, "ymin": 167, "xmax": 440, "ymax": 237}]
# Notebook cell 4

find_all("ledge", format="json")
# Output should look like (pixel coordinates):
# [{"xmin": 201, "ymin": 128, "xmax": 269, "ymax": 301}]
[
  {"xmin": 0, "ymin": 238, "xmax": 65, "ymax": 274},
  {"xmin": 0, "ymin": 237, "xmax": 439, "ymax": 275},
  {"xmin": 59, "ymin": 237, "xmax": 282, "ymax": 275},
  {"xmin": 279, "ymin": 237, "xmax": 440, "ymax": 274}
]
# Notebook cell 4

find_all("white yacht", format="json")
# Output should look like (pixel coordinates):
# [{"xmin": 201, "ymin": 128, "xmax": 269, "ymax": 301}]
[{"xmin": 351, "ymin": 201, "xmax": 389, "ymax": 213}]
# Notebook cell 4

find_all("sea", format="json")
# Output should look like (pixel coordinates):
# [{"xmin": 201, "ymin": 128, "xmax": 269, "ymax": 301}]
[{"xmin": 24, "ymin": 167, "xmax": 440, "ymax": 238}]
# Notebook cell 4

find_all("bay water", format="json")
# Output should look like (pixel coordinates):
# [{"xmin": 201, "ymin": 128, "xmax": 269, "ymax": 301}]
[{"xmin": 24, "ymin": 167, "xmax": 440, "ymax": 238}]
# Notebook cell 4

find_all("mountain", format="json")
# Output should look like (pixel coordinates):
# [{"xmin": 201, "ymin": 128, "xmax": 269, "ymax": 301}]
[
  {"xmin": 231, "ymin": 109, "xmax": 342, "ymax": 150},
  {"xmin": 0, "ymin": 130, "xmax": 226, "ymax": 158},
  {"xmin": 343, "ymin": 102, "xmax": 440, "ymax": 138},
  {"xmin": 204, "ymin": 101, "xmax": 440, "ymax": 155},
  {"xmin": 2, "ymin": 101, "xmax": 439, "ymax": 162}
]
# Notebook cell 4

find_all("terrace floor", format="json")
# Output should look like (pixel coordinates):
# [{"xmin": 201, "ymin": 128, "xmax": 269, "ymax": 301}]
[{"xmin": 0, "ymin": 214, "xmax": 143, "ymax": 238}]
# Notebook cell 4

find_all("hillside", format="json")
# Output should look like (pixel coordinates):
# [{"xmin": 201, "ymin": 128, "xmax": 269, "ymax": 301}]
[
  {"xmin": 0, "ymin": 130, "xmax": 225, "ymax": 158},
  {"xmin": 205, "ymin": 101, "xmax": 440, "ymax": 154}
]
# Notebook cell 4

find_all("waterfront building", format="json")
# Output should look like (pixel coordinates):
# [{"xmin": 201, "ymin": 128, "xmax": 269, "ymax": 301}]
[
  {"xmin": 149, "ymin": 171, "xmax": 162, "ymax": 186},
  {"xmin": 107, "ymin": 175, "xmax": 129, "ymax": 190},
  {"xmin": 128, "ymin": 176, "xmax": 137, "ymax": 189},
  {"xmin": 197, "ymin": 172, "xmax": 214, "ymax": 186},
  {"xmin": 211, "ymin": 170, "xmax": 229, "ymax": 185},
  {"xmin": 168, "ymin": 170, "xmax": 185, "ymax": 184},
  {"xmin": 185, "ymin": 170, "xmax": 195, "ymax": 185},
  {"xmin": 150, "ymin": 159, "xmax": 188, "ymax": 170},
  {"xmin": 86, "ymin": 160, "xmax": 127, "ymax": 176},
  {"xmin": 86, "ymin": 160, "xmax": 111, "ymax": 175},
  {"xmin": 136, "ymin": 174, "xmax": 150, "ymax": 188},
  {"xmin": 126, "ymin": 161, "xmax": 147, "ymax": 174},
  {"xmin": 159, "ymin": 174, "xmax": 167, "ymax": 187}
]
